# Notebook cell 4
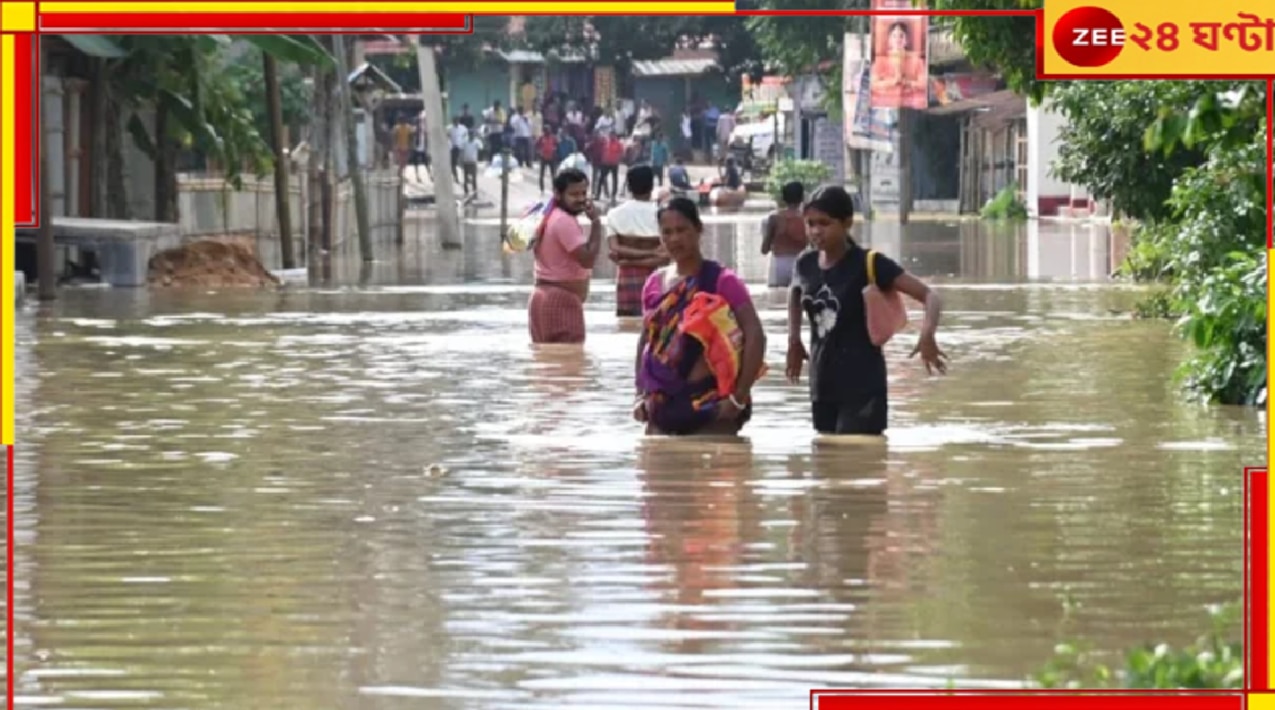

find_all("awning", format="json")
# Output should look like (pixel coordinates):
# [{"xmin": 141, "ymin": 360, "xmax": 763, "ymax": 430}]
[
  {"xmin": 497, "ymin": 49, "xmax": 546, "ymax": 64},
  {"xmin": 632, "ymin": 57, "xmax": 718, "ymax": 78},
  {"xmin": 926, "ymin": 89, "xmax": 1024, "ymax": 118}
]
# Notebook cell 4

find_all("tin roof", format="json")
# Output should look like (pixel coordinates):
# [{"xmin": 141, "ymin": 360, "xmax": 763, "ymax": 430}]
[{"xmin": 631, "ymin": 57, "xmax": 718, "ymax": 77}]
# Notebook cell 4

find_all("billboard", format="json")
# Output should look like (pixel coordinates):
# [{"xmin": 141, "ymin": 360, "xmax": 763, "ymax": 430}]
[
  {"xmin": 842, "ymin": 33, "xmax": 895, "ymax": 152},
  {"xmin": 868, "ymin": 0, "xmax": 930, "ymax": 111}
]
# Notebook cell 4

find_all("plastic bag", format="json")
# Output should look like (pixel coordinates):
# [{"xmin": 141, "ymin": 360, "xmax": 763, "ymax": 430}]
[
  {"xmin": 557, "ymin": 152, "xmax": 591, "ymax": 174},
  {"xmin": 503, "ymin": 199, "xmax": 554, "ymax": 254}
]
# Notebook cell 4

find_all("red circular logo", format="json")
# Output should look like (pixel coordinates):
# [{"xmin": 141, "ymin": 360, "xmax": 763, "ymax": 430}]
[{"xmin": 1052, "ymin": 6, "xmax": 1125, "ymax": 67}]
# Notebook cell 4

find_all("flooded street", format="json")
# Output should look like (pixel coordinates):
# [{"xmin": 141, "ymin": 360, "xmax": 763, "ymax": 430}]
[{"xmin": 5, "ymin": 217, "xmax": 1259, "ymax": 708}]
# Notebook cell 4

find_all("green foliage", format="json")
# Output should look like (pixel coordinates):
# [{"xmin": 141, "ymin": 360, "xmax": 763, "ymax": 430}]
[
  {"xmin": 745, "ymin": 0, "xmax": 867, "ymax": 114},
  {"xmin": 1149, "ymin": 132, "xmax": 1266, "ymax": 405},
  {"xmin": 514, "ymin": 16, "xmax": 759, "ymax": 95},
  {"xmin": 927, "ymin": 0, "xmax": 1045, "ymax": 102},
  {"xmin": 978, "ymin": 183, "xmax": 1027, "ymax": 220},
  {"xmin": 765, "ymin": 159, "xmax": 832, "ymax": 201},
  {"xmin": 1034, "ymin": 603, "xmax": 1243, "ymax": 689},
  {"xmin": 223, "ymin": 46, "xmax": 314, "ymax": 146},
  {"xmin": 1088, "ymin": 82, "xmax": 1266, "ymax": 406},
  {"xmin": 66, "ymin": 34, "xmax": 332, "ymax": 187},
  {"xmin": 1049, "ymin": 82, "xmax": 1208, "ymax": 222},
  {"xmin": 428, "ymin": 17, "xmax": 518, "ymax": 73},
  {"xmin": 521, "ymin": 16, "xmax": 696, "ymax": 70}
]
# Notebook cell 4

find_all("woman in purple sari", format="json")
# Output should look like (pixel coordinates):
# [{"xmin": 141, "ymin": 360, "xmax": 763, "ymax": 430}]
[{"xmin": 633, "ymin": 198, "xmax": 767, "ymax": 436}]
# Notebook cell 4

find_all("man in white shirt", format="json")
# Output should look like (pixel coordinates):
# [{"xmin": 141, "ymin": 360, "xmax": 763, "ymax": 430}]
[
  {"xmin": 595, "ymin": 109, "xmax": 614, "ymax": 135},
  {"xmin": 605, "ymin": 165, "xmax": 666, "ymax": 317},
  {"xmin": 448, "ymin": 116, "xmax": 469, "ymax": 181},
  {"xmin": 460, "ymin": 131, "xmax": 483, "ymax": 196},
  {"xmin": 511, "ymin": 108, "xmax": 533, "ymax": 167}
]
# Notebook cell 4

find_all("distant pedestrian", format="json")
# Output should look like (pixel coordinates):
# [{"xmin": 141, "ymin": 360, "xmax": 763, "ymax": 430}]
[
  {"xmin": 761, "ymin": 181, "xmax": 808, "ymax": 288},
  {"xmin": 410, "ymin": 111, "xmax": 431, "ymax": 181},
  {"xmin": 461, "ymin": 130, "xmax": 482, "ymax": 196}
]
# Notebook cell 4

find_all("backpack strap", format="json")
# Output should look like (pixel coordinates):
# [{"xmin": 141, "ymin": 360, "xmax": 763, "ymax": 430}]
[{"xmin": 866, "ymin": 249, "xmax": 878, "ymax": 287}]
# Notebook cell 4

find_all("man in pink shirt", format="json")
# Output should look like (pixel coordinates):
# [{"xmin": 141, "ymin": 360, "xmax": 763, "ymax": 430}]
[{"xmin": 528, "ymin": 168, "xmax": 603, "ymax": 344}]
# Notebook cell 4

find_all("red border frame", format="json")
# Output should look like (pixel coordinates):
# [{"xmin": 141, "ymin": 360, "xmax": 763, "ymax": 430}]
[
  {"xmin": 1248, "ymin": 468, "xmax": 1267, "ymax": 689},
  {"xmin": 14, "ymin": 35, "xmax": 33, "ymax": 227},
  {"xmin": 3, "ymin": 7, "xmax": 1272, "ymax": 709},
  {"xmin": 41, "ymin": 13, "xmax": 473, "ymax": 32},
  {"xmin": 810, "ymin": 691, "xmax": 1247, "ymax": 710}
]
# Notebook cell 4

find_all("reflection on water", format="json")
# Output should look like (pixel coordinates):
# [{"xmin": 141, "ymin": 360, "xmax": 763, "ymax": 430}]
[
  {"xmin": 4, "ymin": 217, "xmax": 1258, "ymax": 708},
  {"xmin": 334, "ymin": 215, "xmax": 1132, "ymax": 287}
]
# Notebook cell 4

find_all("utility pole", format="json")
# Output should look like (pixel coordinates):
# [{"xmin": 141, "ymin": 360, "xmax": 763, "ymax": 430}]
[
  {"xmin": 499, "ymin": 146, "xmax": 511, "ymax": 240},
  {"xmin": 414, "ymin": 39, "xmax": 462, "ymax": 249},
  {"xmin": 332, "ymin": 34, "xmax": 373, "ymax": 262},
  {"xmin": 263, "ymin": 52, "xmax": 296, "ymax": 269},
  {"xmin": 899, "ymin": 108, "xmax": 912, "ymax": 226},
  {"xmin": 36, "ymin": 38, "xmax": 56, "ymax": 301}
]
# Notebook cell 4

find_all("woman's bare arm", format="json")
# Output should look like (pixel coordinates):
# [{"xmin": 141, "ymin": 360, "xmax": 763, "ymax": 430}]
[{"xmin": 891, "ymin": 272, "xmax": 942, "ymax": 337}]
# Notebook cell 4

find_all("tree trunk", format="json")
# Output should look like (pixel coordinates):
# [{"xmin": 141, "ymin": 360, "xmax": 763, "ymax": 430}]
[
  {"xmin": 415, "ymin": 41, "xmax": 461, "ymax": 248},
  {"xmin": 320, "ymin": 63, "xmax": 335, "ymax": 253},
  {"xmin": 104, "ymin": 100, "xmax": 128, "ymax": 219},
  {"xmin": 153, "ymin": 101, "xmax": 177, "ymax": 222},
  {"xmin": 88, "ymin": 59, "xmax": 108, "ymax": 218},
  {"xmin": 332, "ymin": 34, "xmax": 372, "ymax": 261},
  {"xmin": 263, "ymin": 53, "xmax": 296, "ymax": 269},
  {"xmin": 306, "ymin": 64, "xmax": 325, "ymax": 254}
]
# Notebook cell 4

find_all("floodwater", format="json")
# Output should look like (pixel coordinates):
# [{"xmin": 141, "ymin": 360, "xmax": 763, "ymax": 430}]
[{"xmin": 4, "ymin": 216, "xmax": 1261, "ymax": 709}]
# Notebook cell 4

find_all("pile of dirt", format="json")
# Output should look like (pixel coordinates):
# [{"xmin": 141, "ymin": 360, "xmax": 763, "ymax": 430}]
[{"xmin": 148, "ymin": 240, "xmax": 281, "ymax": 289}]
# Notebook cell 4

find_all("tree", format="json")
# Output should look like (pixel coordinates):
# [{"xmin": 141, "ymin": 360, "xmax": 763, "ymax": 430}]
[
  {"xmin": 927, "ymin": 0, "xmax": 1044, "ymax": 102},
  {"xmin": 1048, "ymin": 81, "xmax": 1207, "ymax": 222},
  {"xmin": 1043, "ymin": 77, "xmax": 1266, "ymax": 405},
  {"xmin": 745, "ymin": 0, "xmax": 869, "ymax": 113},
  {"xmin": 686, "ymin": 15, "xmax": 764, "ymax": 89},
  {"xmin": 521, "ymin": 16, "xmax": 694, "ymax": 71},
  {"xmin": 60, "ymin": 34, "xmax": 331, "ymax": 221}
]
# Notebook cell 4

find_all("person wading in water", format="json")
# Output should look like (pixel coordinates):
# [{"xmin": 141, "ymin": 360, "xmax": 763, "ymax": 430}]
[
  {"xmin": 607, "ymin": 165, "xmax": 666, "ymax": 318},
  {"xmin": 634, "ymin": 198, "xmax": 767, "ymax": 436},
  {"xmin": 528, "ymin": 168, "xmax": 602, "ymax": 344},
  {"xmin": 787, "ymin": 185, "xmax": 947, "ymax": 436},
  {"xmin": 761, "ymin": 181, "xmax": 809, "ymax": 288}
]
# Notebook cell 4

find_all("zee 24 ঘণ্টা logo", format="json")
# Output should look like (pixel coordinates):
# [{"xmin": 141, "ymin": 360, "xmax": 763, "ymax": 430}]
[{"xmin": 1051, "ymin": 5, "xmax": 1275, "ymax": 68}]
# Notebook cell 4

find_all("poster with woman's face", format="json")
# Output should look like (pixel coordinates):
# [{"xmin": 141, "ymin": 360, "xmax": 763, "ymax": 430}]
[{"xmin": 868, "ymin": 0, "xmax": 929, "ymax": 111}]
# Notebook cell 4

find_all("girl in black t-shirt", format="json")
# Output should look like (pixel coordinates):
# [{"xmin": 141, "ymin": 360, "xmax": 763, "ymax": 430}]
[{"xmin": 785, "ymin": 186, "xmax": 947, "ymax": 436}]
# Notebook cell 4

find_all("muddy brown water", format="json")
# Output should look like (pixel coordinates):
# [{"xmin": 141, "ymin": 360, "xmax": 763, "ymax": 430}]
[{"xmin": 4, "ymin": 217, "xmax": 1260, "ymax": 708}]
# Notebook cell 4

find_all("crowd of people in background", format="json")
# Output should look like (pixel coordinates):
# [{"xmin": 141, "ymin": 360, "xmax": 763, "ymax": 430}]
[{"xmin": 384, "ymin": 90, "xmax": 744, "ymax": 201}]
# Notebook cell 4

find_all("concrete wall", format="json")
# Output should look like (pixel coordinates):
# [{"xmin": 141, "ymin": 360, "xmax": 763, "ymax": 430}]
[
  {"xmin": 176, "ymin": 170, "xmax": 401, "ymax": 271},
  {"xmin": 1026, "ymin": 99, "xmax": 1091, "ymax": 217}
]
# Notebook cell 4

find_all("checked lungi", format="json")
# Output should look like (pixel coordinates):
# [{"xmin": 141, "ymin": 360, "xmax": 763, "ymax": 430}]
[
  {"xmin": 528, "ymin": 284, "xmax": 587, "ymax": 344},
  {"xmin": 615, "ymin": 264, "xmax": 656, "ymax": 318}
]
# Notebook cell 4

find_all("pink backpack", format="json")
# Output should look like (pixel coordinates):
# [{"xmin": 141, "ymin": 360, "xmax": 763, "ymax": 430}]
[{"xmin": 863, "ymin": 250, "xmax": 908, "ymax": 347}]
